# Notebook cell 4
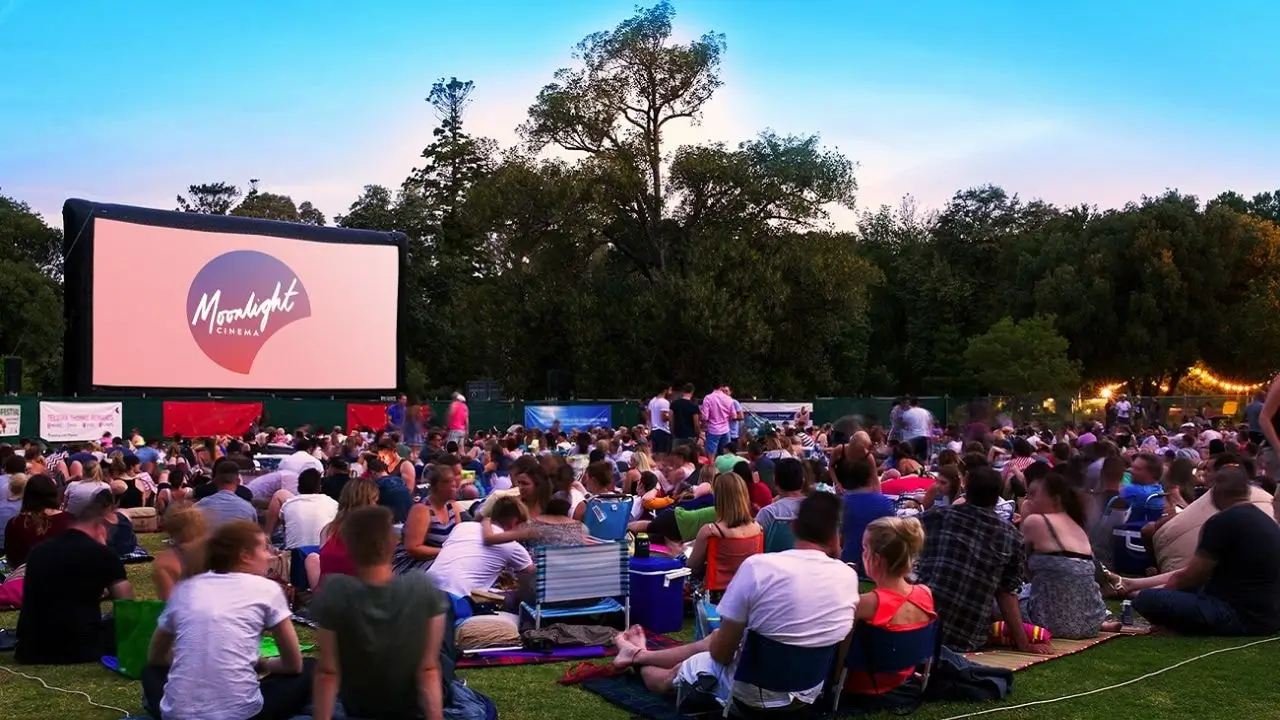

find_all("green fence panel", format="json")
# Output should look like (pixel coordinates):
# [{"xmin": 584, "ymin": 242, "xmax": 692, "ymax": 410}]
[
  {"xmin": 469, "ymin": 402, "xmax": 522, "ymax": 432},
  {"xmin": 11, "ymin": 393, "xmax": 1251, "ymax": 445},
  {"xmin": 263, "ymin": 399, "xmax": 347, "ymax": 433},
  {"xmin": 124, "ymin": 398, "xmax": 165, "ymax": 440}
]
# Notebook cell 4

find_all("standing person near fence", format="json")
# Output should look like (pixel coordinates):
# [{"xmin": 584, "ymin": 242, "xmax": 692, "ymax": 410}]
[
  {"xmin": 671, "ymin": 384, "xmax": 701, "ymax": 449},
  {"xmin": 902, "ymin": 397, "xmax": 934, "ymax": 462},
  {"xmin": 701, "ymin": 384, "xmax": 736, "ymax": 458},
  {"xmin": 447, "ymin": 393, "xmax": 469, "ymax": 449},
  {"xmin": 647, "ymin": 385, "xmax": 674, "ymax": 455}
]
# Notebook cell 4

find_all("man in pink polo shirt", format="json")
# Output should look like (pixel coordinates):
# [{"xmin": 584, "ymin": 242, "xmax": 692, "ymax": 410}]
[
  {"xmin": 447, "ymin": 393, "xmax": 469, "ymax": 448},
  {"xmin": 701, "ymin": 384, "xmax": 736, "ymax": 458}
]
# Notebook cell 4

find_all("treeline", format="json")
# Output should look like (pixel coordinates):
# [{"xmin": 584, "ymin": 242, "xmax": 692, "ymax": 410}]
[{"xmin": 3, "ymin": 2, "xmax": 1279, "ymax": 399}]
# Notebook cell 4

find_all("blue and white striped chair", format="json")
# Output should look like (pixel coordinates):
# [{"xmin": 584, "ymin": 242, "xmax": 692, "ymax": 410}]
[{"xmin": 519, "ymin": 541, "xmax": 630, "ymax": 629}]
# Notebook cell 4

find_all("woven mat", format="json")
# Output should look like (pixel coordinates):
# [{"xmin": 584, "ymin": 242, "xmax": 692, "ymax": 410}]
[{"xmin": 964, "ymin": 628, "xmax": 1145, "ymax": 671}]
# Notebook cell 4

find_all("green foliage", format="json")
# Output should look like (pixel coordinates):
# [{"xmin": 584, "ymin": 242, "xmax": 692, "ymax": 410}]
[
  {"xmin": 175, "ymin": 181, "xmax": 240, "ymax": 214},
  {"xmin": 964, "ymin": 316, "xmax": 1079, "ymax": 396},
  {"xmin": 178, "ymin": 179, "xmax": 325, "ymax": 225},
  {"xmin": 0, "ymin": 192, "xmax": 64, "ymax": 280},
  {"xmin": 0, "ymin": 257, "xmax": 63, "ymax": 392},
  {"xmin": 8, "ymin": 2, "xmax": 1280, "ymax": 401}
]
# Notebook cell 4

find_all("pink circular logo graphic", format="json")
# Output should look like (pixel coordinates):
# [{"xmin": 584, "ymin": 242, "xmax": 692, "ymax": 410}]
[{"xmin": 186, "ymin": 250, "xmax": 311, "ymax": 374}]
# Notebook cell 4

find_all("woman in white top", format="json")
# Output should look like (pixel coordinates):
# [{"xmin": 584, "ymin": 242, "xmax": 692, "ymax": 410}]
[{"xmin": 144, "ymin": 520, "xmax": 312, "ymax": 720}]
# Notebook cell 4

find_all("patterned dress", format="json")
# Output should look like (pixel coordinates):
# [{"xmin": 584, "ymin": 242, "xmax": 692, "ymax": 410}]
[{"xmin": 1019, "ymin": 515, "xmax": 1107, "ymax": 639}]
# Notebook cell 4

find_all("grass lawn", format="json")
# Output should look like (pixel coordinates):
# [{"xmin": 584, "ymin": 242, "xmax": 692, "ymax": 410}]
[{"xmin": 2, "ymin": 534, "xmax": 1277, "ymax": 719}]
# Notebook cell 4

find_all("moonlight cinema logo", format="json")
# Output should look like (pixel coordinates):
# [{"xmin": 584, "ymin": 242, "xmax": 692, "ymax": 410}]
[{"xmin": 186, "ymin": 250, "xmax": 311, "ymax": 374}]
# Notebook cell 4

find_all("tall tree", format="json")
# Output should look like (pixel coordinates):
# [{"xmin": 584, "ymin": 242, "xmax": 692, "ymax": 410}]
[
  {"xmin": 178, "ymin": 180, "xmax": 326, "ymax": 225},
  {"xmin": 231, "ymin": 179, "xmax": 303, "ymax": 222},
  {"xmin": 965, "ymin": 315, "xmax": 1079, "ymax": 396},
  {"xmin": 336, "ymin": 185, "xmax": 401, "ymax": 231},
  {"xmin": 297, "ymin": 201, "xmax": 326, "ymax": 226},
  {"xmin": 521, "ymin": 0, "xmax": 726, "ymax": 278},
  {"xmin": 175, "ymin": 182, "xmax": 241, "ymax": 214},
  {"xmin": 0, "ymin": 191, "xmax": 64, "ymax": 280},
  {"xmin": 395, "ymin": 78, "xmax": 498, "ymax": 388}
]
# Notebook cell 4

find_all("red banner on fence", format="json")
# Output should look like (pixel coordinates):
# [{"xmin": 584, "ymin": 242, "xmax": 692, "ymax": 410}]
[
  {"xmin": 163, "ymin": 401, "xmax": 263, "ymax": 437},
  {"xmin": 346, "ymin": 403, "xmax": 388, "ymax": 433}
]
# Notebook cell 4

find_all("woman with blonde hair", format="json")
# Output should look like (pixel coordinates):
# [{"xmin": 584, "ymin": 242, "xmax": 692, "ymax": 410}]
[
  {"xmin": 304, "ymin": 478, "xmax": 380, "ymax": 589},
  {"xmin": 686, "ymin": 472, "xmax": 762, "ymax": 588},
  {"xmin": 152, "ymin": 505, "xmax": 209, "ymax": 600},
  {"xmin": 843, "ymin": 516, "xmax": 937, "ymax": 695},
  {"xmin": 622, "ymin": 445, "xmax": 655, "ymax": 494},
  {"xmin": 63, "ymin": 458, "xmax": 122, "ymax": 515}
]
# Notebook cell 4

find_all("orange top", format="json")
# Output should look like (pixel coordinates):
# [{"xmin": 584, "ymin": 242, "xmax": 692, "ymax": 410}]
[{"xmin": 705, "ymin": 533, "xmax": 764, "ymax": 591}]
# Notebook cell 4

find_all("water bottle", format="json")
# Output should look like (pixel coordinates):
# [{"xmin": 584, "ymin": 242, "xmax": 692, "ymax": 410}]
[
  {"xmin": 1121, "ymin": 599, "xmax": 1133, "ymax": 626},
  {"xmin": 634, "ymin": 533, "xmax": 650, "ymax": 559}
]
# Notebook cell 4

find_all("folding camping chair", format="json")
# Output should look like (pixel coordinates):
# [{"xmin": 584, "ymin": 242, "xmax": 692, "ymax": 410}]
[
  {"xmin": 519, "ymin": 541, "xmax": 630, "ymax": 629},
  {"xmin": 583, "ymin": 494, "xmax": 634, "ymax": 541},
  {"xmin": 832, "ymin": 621, "xmax": 939, "ymax": 716},
  {"xmin": 694, "ymin": 534, "xmax": 765, "ymax": 639},
  {"xmin": 724, "ymin": 630, "xmax": 840, "ymax": 718}
]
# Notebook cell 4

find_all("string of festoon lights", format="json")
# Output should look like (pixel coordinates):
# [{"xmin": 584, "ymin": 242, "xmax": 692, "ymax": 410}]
[
  {"xmin": 1094, "ymin": 364, "xmax": 1268, "ymax": 399},
  {"xmin": 1185, "ymin": 364, "xmax": 1268, "ymax": 394}
]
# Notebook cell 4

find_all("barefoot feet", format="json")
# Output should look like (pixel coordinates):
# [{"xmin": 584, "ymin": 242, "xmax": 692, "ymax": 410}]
[{"xmin": 613, "ymin": 625, "xmax": 648, "ymax": 668}]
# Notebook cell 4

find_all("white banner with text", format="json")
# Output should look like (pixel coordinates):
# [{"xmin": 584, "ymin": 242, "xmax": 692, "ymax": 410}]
[{"xmin": 39, "ymin": 401, "xmax": 123, "ymax": 442}]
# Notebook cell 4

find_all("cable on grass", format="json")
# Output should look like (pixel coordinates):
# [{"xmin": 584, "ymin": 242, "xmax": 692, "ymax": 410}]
[
  {"xmin": 0, "ymin": 664, "xmax": 133, "ymax": 716},
  {"xmin": 934, "ymin": 635, "xmax": 1280, "ymax": 720}
]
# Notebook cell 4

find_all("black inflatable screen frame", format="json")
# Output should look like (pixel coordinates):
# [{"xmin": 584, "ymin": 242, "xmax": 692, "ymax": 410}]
[{"xmin": 61, "ymin": 199, "xmax": 407, "ymax": 399}]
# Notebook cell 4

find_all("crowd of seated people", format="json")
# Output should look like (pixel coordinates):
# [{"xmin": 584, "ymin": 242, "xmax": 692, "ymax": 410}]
[{"xmin": 1, "ymin": 394, "xmax": 1279, "ymax": 718}]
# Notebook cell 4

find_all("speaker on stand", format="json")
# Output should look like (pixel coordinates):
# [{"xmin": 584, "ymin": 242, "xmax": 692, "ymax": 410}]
[{"xmin": 2, "ymin": 357, "xmax": 20, "ymax": 395}]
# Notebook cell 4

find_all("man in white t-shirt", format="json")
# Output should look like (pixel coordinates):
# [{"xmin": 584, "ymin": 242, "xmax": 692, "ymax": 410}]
[
  {"xmin": 901, "ymin": 397, "xmax": 933, "ymax": 461},
  {"xmin": 613, "ymin": 493, "xmax": 859, "ymax": 710},
  {"xmin": 278, "ymin": 437, "xmax": 324, "ymax": 477},
  {"xmin": 278, "ymin": 469, "xmax": 338, "ymax": 549},
  {"xmin": 647, "ymin": 385, "xmax": 673, "ymax": 455},
  {"xmin": 426, "ymin": 497, "xmax": 534, "ymax": 599},
  {"xmin": 1114, "ymin": 395, "xmax": 1133, "ymax": 428}
]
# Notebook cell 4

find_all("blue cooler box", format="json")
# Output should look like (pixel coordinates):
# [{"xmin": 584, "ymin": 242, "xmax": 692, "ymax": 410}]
[{"xmin": 629, "ymin": 557, "xmax": 691, "ymax": 633}]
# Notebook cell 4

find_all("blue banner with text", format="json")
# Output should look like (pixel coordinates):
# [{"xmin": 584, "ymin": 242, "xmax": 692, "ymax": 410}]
[{"xmin": 524, "ymin": 404, "xmax": 612, "ymax": 431}]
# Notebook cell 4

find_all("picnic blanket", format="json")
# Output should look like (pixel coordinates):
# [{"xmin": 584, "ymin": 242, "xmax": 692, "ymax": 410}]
[
  {"xmin": 102, "ymin": 637, "xmax": 315, "ymax": 675},
  {"xmin": 963, "ymin": 629, "xmax": 1141, "ymax": 671},
  {"xmin": 457, "ymin": 630, "xmax": 680, "ymax": 669},
  {"xmin": 580, "ymin": 673, "xmax": 687, "ymax": 720}
]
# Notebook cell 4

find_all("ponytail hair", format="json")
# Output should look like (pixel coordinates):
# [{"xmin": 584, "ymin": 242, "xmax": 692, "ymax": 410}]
[
  {"xmin": 863, "ymin": 516, "xmax": 925, "ymax": 577},
  {"xmin": 1040, "ymin": 472, "xmax": 1086, "ymax": 528}
]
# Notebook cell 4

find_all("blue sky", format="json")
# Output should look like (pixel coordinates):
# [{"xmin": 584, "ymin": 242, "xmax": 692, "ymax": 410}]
[{"xmin": 4, "ymin": 0, "xmax": 1279, "ymax": 229}]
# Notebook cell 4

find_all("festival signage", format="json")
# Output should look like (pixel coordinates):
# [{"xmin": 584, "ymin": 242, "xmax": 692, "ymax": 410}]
[{"xmin": 0, "ymin": 404, "xmax": 19, "ymax": 437}]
